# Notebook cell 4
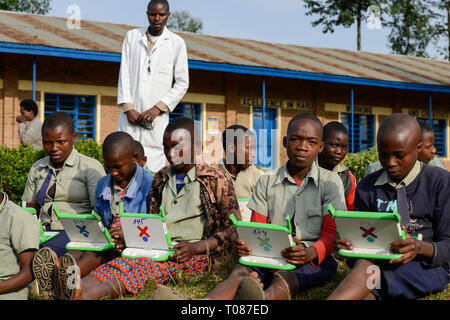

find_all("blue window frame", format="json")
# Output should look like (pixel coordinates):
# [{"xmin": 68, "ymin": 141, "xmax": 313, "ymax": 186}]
[
  {"xmin": 169, "ymin": 102, "xmax": 202, "ymax": 137},
  {"xmin": 418, "ymin": 118, "xmax": 446, "ymax": 157},
  {"xmin": 44, "ymin": 93, "xmax": 96, "ymax": 140},
  {"xmin": 253, "ymin": 107, "xmax": 277, "ymax": 169},
  {"xmin": 341, "ymin": 113, "xmax": 375, "ymax": 153}
]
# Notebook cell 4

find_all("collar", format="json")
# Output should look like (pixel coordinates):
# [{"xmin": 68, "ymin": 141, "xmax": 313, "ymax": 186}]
[
  {"xmin": 165, "ymin": 165, "xmax": 197, "ymax": 183},
  {"xmin": 0, "ymin": 192, "xmax": 8, "ymax": 213},
  {"xmin": 375, "ymin": 161, "xmax": 422, "ymax": 189},
  {"xmin": 37, "ymin": 148, "xmax": 78, "ymax": 169},
  {"xmin": 332, "ymin": 162, "xmax": 348, "ymax": 174},
  {"xmin": 100, "ymin": 164, "xmax": 143, "ymax": 200},
  {"xmin": 275, "ymin": 160, "xmax": 319, "ymax": 187}
]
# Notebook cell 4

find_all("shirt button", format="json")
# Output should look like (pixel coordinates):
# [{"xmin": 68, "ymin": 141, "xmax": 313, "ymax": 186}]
[{"xmin": 173, "ymin": 200, "xmax": 177, "ymax": 204}]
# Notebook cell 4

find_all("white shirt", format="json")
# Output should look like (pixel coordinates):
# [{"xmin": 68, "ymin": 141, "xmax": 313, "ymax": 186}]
[{"xmin": 116, "ymin": 27, "xmax": 189, "ymax": 173}]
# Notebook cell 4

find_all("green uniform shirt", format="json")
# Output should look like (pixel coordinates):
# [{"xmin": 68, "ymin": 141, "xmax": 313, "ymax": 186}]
[
  {"xmin": 22, "ymin": 149, "xmax": 105, "ymax": 230},
  {"xmin": 0, "ymin": 192, "xmax": 40, "ymax": 300},
  {"xmin": 247, "ymin": 160, "xmax": 347, "ymax": 246},
  {"xmin": 217, "ymin": 162, "xmax": 264, "ymax": 199},
  {"xmin": 162, "ymin": 166, "xmax": 206, "ymax": 242}
]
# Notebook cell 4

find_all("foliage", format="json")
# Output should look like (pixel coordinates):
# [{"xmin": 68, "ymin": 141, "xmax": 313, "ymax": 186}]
[
  {"xmin": 167, "ymin": 10, "xmax": 203, "ymax": 33},
  {"xmin": 0, "ymin": 139, "xmax": 103, "ymax": 204},
  {"xmin": 343, "ymin": 147, "xmax": 379, "ymax": 182},
  {"xmin": 0, "ymin": 0, "xmax": 51, "ymax": 14}
]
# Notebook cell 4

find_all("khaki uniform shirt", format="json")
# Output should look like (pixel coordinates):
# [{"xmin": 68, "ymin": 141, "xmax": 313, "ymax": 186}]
[
  {"xmin": 161, "ymin": 166, "xmax": 206, "ymax": 242},
  {"xmin": 22, "ymin": 149, "xmax": 105, "ymax": 230},
  {"xmin": 0, "ymin": 192, "xmax": 40, "ymax": 300},
  {"xmin": 217, "ymin": 162, "xmax": 264, "ymax": 199},
  {"xmin": 18, "ymin": 117, "xmax": 42, "ymax": 150},
  {"xmin": 247, "ymin": 160, "xmax": 347, "ymax": 246}
]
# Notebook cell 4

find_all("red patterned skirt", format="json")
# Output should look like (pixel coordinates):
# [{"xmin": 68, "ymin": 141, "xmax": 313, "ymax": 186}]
[{"xmin": 90, "ymin": 254, "xmax": 209, "ymax": 295}]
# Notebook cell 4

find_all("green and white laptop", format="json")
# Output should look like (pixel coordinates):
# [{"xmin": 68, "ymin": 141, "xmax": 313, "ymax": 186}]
[
  {"xmin": 229, "ymin": 214, "xmax": 296, "ymax": 270},
  {"xmin": 119, "ymin": 204, "xmax": 175, "ymax": 261},
  {"xmin": 328, "ymin": 204, "xmax": 407, "ymax": 260},
  {"xmin": 22, "ymin": 202, "xmax": 59, "ymax": 245},
  {"xmin": 53, "ymin": 206, "xmax": 115, "ymax": 252}
]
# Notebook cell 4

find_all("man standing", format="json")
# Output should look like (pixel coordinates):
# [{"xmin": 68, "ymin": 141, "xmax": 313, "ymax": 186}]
[
  {"xmin": 116, "ymin": 0, "xmax": 189, "ymax": 174},
  {"xmin": 16, "ymin": 99, "xmax": 42, "ymax": 150}
]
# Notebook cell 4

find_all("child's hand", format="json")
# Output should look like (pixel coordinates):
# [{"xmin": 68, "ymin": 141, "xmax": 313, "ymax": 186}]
[
  {"xmin": 333, "ymin": 238, "xmax": 353, "ymax": 261},
  {"xmin": 110, "ymin": 225, "xmax": 125, "ymax": 253},
  {"xmin": 281, "ymin": 237, "xmax": 316, "ymax": 265},
  {"xmin": 389, "ymin": 227, "xmax": 420, "ymax": 264},
  {"xmin": 169, "ymin": 241, "xmax": 197, "ymax": 263},
  {"xmin": 236, "ymin": 240, "xmax": 253, "ymax": 257}
]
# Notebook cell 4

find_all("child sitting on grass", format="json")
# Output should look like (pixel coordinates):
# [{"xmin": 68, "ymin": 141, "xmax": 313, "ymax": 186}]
[
  {"xmin": 0, "ymin": 191, "xmax": 40, "ymax": 300},
  {"xmin": 57, "ymin": 117, "xmax": 241, "ymax": 300},
  {"xmin": 329, "ymin": 114, "xmax": 450, "ymax": 300},
  {"xmin": 217, "ymin": 124, "xmax": 264, "ymax": 199},
  {"xmin": 318, "ymin": 121, "xmax": 356, "ymax": 210},
  {"xmin": 153, "ymin": 113, "xmax": 347, "ymax": 300}
]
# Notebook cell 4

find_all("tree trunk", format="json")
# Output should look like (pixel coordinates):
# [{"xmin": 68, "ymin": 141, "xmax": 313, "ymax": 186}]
[
  {"xmin": 357, "ymin": 3, "xmax": 362, "ymax": 51},
  {"xmin": 447, "ymin": 1, "xmax": 449, "ymax": 61}
]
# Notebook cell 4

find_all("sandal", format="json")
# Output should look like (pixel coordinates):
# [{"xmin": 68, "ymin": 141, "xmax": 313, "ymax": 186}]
[
  {"xmin": 59, "ymin": 253, "xmax": 81, "ymax": 300},
  {"xmin": 32, "ymin": 247, "xmax": 61, "ymax": 300},
  {"xmin": 234, "ymin": 276, "xmax": 265, "ymax": 300}
]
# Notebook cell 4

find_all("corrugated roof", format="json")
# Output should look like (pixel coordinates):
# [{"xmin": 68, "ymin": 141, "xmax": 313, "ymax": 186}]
[{"xmin": 1, "ymin": 10, "xmax": 449, "ymax": 87}]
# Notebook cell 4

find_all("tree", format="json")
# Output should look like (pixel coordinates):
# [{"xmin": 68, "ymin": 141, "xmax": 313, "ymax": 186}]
[
  {"xmin": 302, "ymin": 0, "xmax": 384, "ymax": 51},
  {"xmin": 430, "ymin": 0, "xmax": 449, "ymax": 61},
  {"xmin": 0, "ymin": 0, "xmax": 51, "ymax": 14},
  {"xmin": 383, "ymin": 0, "xmax": 435, "ymax": 58},
  {"xmin": 166, "ymin": 10, "xmax": 203, "ymax": 33}
]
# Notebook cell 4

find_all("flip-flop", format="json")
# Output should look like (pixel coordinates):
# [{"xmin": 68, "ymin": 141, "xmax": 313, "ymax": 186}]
[
  {"xmin": 234, "ymin": 276, "xmax": 265, "ymax": 300},
  {"xmin": 32, "ymin": 247, "xmax": 61, "ymax": 300},
  {"xmin": 59, "ymin": 253, "xmax": 81, "ymax": 300},
  {"xmin": 152, "ymin": 285, "xmax": 193, "ymax": 300}
]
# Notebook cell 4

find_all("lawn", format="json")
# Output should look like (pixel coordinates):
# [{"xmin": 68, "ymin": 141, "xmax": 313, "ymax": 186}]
[{"xmin": 117, "ymin": 259, "xmax": 450, "ymax": 301}]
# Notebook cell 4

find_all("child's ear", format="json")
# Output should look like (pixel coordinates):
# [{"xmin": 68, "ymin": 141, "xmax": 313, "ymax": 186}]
[
  {"xmin": 319, "ymin": 141, "xmax": 325, "ymax": 153},
  {"xmin": 417, "ymin": 142, "xmax": 423, "ymax": 154},
  {"xmin": 132, "ymin": 153, "xmax": 139, "ymax": 163},
  {"xmin": 282, "ymin": 136, "xmax": 287, "ymax": 148}
]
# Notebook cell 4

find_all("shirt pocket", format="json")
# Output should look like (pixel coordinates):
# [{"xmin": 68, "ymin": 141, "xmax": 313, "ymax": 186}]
[
  {"xmin": 307, "ymin": 209, "xmax": 323, "ymax": 235},
  {"xmin": 154, "ymin": 62, "xmax": 173, "ymax": 85}
]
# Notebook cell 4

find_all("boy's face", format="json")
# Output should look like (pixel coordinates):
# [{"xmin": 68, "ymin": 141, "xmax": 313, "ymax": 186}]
[
  {"xmin": 320, "ymin": 131, "xmax": 349, "ymax": 168},
  {"xmin": 418, "ymin": 131, "xmax": 436, "ymax": 164},
  {"xmin": 42, "ymin": 125, "xmax": 77, "ymax": 164},
  {"xmin": 230, "ymin": 134, "xmax": 257, "ymax": 169},
  {"xmin": 283, "ymin": 119, "xmax": 324, "ymax": 170},
  {"xmin": 378, "ymin": 132, "xmax": 420, "ymax": 183},
  {"xmin": 103, "ymin": 149, "xmax": 138, "ymax": 187},
  {"xmin": 163, "ymin": 128, "xmax": 195, "ymax": 171},
  {"xmin": 20, "ymin": 107, "xmax": 35, "ymax": 121}
]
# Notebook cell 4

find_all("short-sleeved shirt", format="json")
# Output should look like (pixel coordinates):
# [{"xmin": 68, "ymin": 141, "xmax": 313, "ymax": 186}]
[
  {"xmin": 247, "ymin": 160, "xmax": 347, "ymax": 246},
  {"xmin": 217, "ymin": 162, "xmax": 264, "ymax": 199},
  {"xmin": 22, "ymin": 149, "xmax": 106, "ymax": 230},
  {"xmin": 18, "ymin": 117, "xmax": 42, "ymax": 150},
  {"xmin": 0, "ymin": 192, "xmax": 40, "ymax": 300},
  {"xmin": 161, "ymin": 166, "xmax": 206, "ymax": 242}
]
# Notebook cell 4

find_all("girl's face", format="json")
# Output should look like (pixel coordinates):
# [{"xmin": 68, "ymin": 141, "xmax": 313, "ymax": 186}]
[{"xmin": 42, "ymin": 125, "xmax": 77, "ymax": 164}]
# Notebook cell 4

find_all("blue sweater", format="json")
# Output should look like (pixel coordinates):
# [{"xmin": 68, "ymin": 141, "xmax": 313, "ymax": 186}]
[
  {"xmin": 94, "ymin": 165, "xmax": 153, "ymax": 229},
  {"xmin": 355, "ymin": 164, "xmax": 450, "ymax": 268}
]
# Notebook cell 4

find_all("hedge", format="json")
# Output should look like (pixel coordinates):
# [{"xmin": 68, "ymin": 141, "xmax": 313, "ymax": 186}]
[
  {"xmin": 0, "ymin": 139, "xmax": 103, "ymax": 204},
  {"xmin": 0, "ymin": 139, "xmax": 378, "ymax": 204}
]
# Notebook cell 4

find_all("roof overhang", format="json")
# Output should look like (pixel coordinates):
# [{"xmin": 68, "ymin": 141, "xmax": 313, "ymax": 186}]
[{"xmin": 1, "ymin": 42, "xmax": 450, "ymax": 94}]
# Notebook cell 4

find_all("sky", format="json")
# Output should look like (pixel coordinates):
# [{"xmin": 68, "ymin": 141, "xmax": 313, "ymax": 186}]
[{"xmin": 47, "ymin": 0, "xmax": 412, "ymax": 56}]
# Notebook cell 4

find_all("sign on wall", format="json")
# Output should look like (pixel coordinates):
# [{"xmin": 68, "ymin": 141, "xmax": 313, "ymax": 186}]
[{"xmin": 238, "ymin": 97, "xmax": 314, "ymax": 111}]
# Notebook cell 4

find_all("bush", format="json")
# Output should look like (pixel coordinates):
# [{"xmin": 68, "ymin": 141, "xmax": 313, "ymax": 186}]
[
  {"xmin": 343, "ymin": 147, "xmax": 379, "ymax": 182},
  {"xmin": 0, "ymin": 139, "xmax": 103, "ymax": 204}
]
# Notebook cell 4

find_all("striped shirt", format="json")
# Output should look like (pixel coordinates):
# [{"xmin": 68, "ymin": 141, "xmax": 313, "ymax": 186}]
[{"xmin": 0, "ymin": 192, "xmax": 40, "ymax": 300}]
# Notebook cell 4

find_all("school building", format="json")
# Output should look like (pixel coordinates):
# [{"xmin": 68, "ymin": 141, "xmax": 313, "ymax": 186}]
[{"xmin": 1, "ymin": 10, "xmax": 449, "ymax": 169}]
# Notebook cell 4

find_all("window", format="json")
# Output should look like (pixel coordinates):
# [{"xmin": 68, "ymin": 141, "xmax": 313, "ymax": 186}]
[
  {"xmin": 44, "ymin": 93, "xmax": 96, "ymax": 140},
  {"xmin": 341, "ymin": 113, "xmax": 375, "ymax": 153},
  {"xmin": 253, "ymin": 107, "xmax": 277, "ymax": 169},
  {"xmin": 169, "ymin": 102, "xmax": 202, "ymax": 138},
  {"xmin": 418, "ymin": 118, "xmax": 446, "ymax": 157}
]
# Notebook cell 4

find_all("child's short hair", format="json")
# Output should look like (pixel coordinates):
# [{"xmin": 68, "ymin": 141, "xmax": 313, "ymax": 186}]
[
  {"xmin": 148, "ymin": 0, "xmax": 169, "ymax": 11},
  {"xmin": 103, "ymin": 131, "xmax": 136, "ymax": 156},
  {"xmin": 323, "ymin": 121, "xmax": 349, "ymax": 141},
  {"xmin": 164, "ymin": 117, "xmax": 201, "ymax": 147},
  {"xmin": 221, "ymin": 124, "xmax": 255, "ymax": 151},
  {"xmin": 417, "ymin": 120, "xmax": 433, "ymax": 137},
  {"xmin": 134, "ymin": 140, "xmax": 145, "ymax": 158},
  {"xmin": 42, "ymin": 112, "xmax": 74, "ymax": 134},
  {"xmin": 20, "ymin": 99, "xmax": 38, "ymax": 116},
  {"xmin": 287, "ymin": 113, "xmax": 323, "ymax": 137}
]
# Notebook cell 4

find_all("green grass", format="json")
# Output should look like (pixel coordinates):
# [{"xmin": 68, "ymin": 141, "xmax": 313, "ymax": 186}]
[{"xmin": 117, "ymin": 259, "xmax": 450, "ymax": 301}]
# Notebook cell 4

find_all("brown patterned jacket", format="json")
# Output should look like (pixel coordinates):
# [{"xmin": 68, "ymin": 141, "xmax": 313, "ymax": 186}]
[{"xmin": 149, "ymin": 163, "xmax": 241, "ymax": 269}]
